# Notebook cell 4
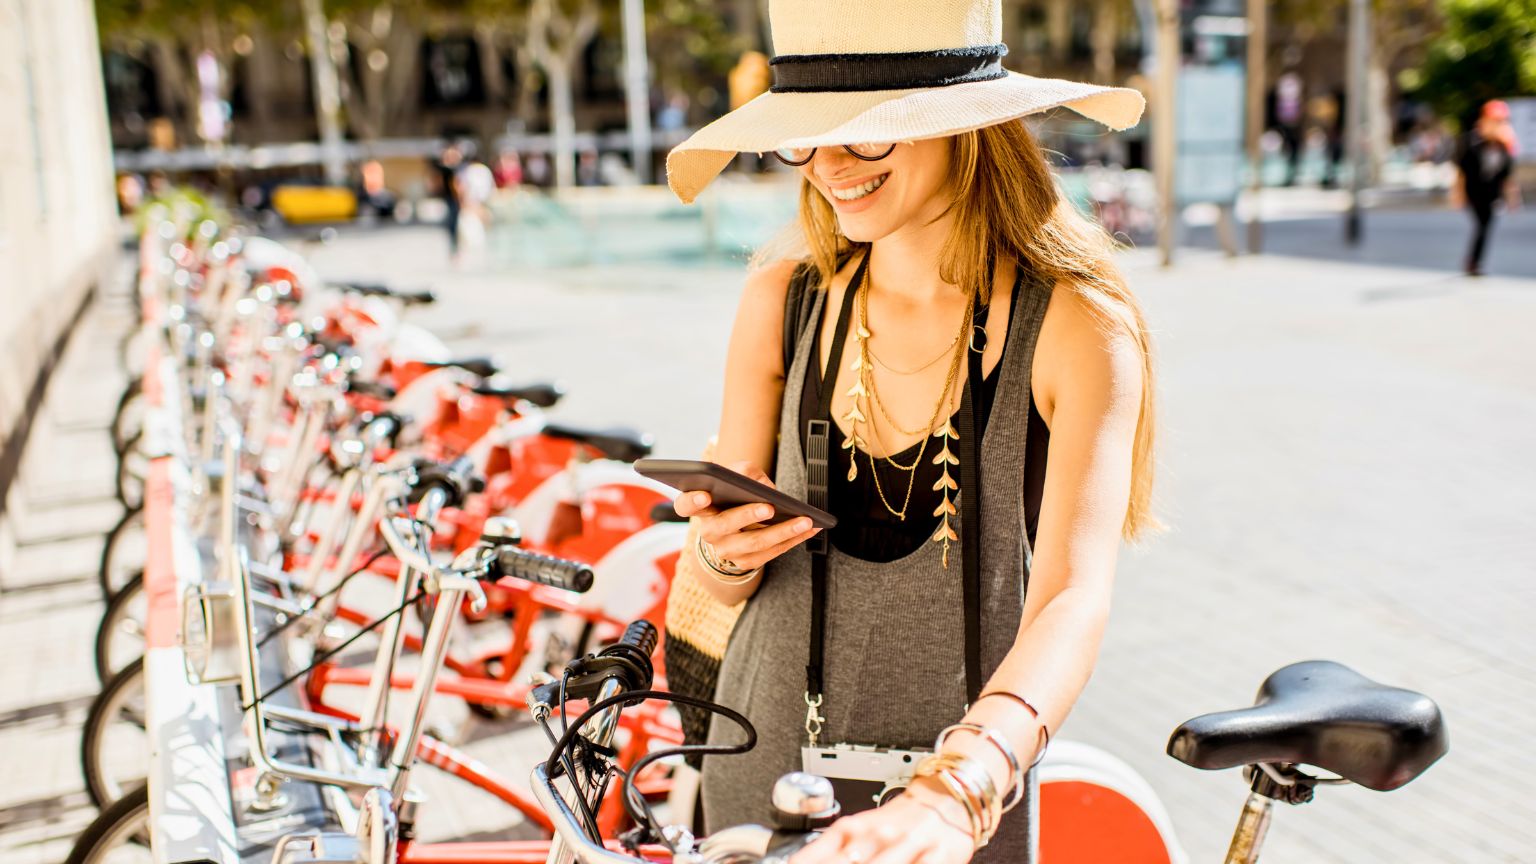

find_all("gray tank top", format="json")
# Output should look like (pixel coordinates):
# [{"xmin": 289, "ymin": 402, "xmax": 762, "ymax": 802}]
[{"xmin": 702, "ymin": 265, "xmax": 1053, "ymax": 861}]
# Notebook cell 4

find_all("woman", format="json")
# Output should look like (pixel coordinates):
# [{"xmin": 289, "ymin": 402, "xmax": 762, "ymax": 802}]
[
  {"xmin": 666, "ymin": 2, "xmax": 1154, "ymax": 861},
  {"xmin": 1452, "ymin": 99, "xmax": 1522, "ymax": 277}
]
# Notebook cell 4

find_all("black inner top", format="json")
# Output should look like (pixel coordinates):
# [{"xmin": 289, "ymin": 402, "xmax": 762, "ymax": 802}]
[{"xmin": 799, "ymin": 272, "xmax": 1050, "ymax": 562}]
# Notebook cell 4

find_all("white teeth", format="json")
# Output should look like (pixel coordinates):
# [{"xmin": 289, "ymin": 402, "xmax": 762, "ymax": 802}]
[{"xmin": 831, "ymin": 174, "xmax": 887, "ymax": 201}]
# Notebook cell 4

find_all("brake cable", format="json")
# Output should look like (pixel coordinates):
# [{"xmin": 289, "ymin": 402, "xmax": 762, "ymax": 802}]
[
  {"xmin": 256, "ymin": 545, "xmax": 390, "ymax": 648},
  {"xmin": 241, "ymin": 587, "xmax": 423, "ymax": 713}
]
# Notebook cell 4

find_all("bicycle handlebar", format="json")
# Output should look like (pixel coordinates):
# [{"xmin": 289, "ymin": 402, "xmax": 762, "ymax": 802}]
[
  {"xmin": 407, "ymin": 456, "xmax": 483, "ymax": 508},
  {"xmin": 611, "ymin": 619, "xmax": 657, "ymax": 659},
  {"xmin": 492, "ymin": 546, "xmax": 595, "ymax": 593}
]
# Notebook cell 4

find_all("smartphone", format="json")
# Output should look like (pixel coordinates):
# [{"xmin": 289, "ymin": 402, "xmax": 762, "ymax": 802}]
[{"xmin": 633, "ymin": 458, "xmax": 837, "ymax": 530}]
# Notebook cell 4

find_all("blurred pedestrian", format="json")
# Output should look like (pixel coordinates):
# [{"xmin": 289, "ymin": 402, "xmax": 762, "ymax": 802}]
[
  {"xmin": 1274, "ymin": 72, "xmax": 1305, "ymax": 186},
  {"xmin": 430, "ymin": 143, "xmax": 465, "ymax": 260},
  {"xmin": 576, "ymin": 150, "xmax": 602, "ymax": 187},
  {"xmin": 358, "ymin": 159, "xmax": 396, "ymax": 221},
  {"xmin": 456, "ymin": 158, "xmax": 496, "ymax": 262},
  {"xmin": 1452, "ymin": 100, "xmax": 1522, "ymax": 277},
  {"xmin": 493, "ymin": 151, "xmax": 524, "ymax": 188},
  {"xmin": 525, "ymin": 152, "xmax": 552, "ymax": 187}
]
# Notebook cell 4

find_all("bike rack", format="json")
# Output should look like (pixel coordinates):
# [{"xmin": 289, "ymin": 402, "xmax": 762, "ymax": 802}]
[{"xmin": 137, "ymin": 236, "xmax": 366, "ymax": 863}]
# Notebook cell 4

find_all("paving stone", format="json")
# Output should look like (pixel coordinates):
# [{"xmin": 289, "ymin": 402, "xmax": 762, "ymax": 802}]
[{"xmin": 5, "ymin": 205, "xmax": 1533, "ymax": 862}]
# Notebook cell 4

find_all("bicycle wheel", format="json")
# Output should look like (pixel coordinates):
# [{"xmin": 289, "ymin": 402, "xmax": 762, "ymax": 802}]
[
  {"xmin": 63, "ymin": 783, "xmax": 151, "ymax": 864},
  {"xmin": 111, "ymin": 379, "xmax": 145, "ymax": 457},
  {"xmin": 99, "ymin": 507, "xmax": 147, "ymax": 600},
  {"xmin": 96, "ymin": 572, "xmax": 147, "ymax": 685},
  {"xmin": 116, "ymin": 435, "xmax": 151, "ymax": 511},
  {"xmin": 82, "ymin": 657, "xmax": 148, "ymax": 809}
]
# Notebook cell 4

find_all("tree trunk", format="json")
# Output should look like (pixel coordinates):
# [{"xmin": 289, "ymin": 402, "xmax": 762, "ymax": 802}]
[
  {"xmin": 1046, "ymin": 0, "xmax": 1071, "ymax": 63},
  {"xmin": 1091, "ymin": 0, "xmax": 1119, "ymax": 85},
  {"xmin": 1367, "ymin": 52, "xmax": 1391, "ymax": 184},
  {"xmin": 148, "ymin": 37, "xmax": 189, "ymax": 134},
  {"xmin": 547, "ymin": 58, "xmax": 577, "ymax": 188},
  {"xmin": 527, "ymin": 0, "xmax": 600, "ymax": 189}
]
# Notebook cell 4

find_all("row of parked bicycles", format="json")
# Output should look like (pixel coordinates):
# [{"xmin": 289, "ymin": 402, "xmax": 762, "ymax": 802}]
[{"xmin": 70, "ymin": 210, "xmax": 1450, "ymax": 864}]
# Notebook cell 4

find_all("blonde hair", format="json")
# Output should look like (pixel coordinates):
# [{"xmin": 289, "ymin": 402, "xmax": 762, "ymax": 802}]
[{"xmin": 758, "ymin": 120, "xmax": 1159, "ymax": 541}]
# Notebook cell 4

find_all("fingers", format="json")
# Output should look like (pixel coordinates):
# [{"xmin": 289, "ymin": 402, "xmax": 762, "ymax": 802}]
[
  {"xmin": 672, "ymin": 490, "xmax": 712, "ymax": 518},
  {"xmin": 794, "ymin": 797, "xmax": 975, "ymax": 864},
  {"xmin": 696, "ymin": 502, "xmax": 777, "ymax": 543},
  {"xmin": 729, "ymin": 460, "xmax": 775, "ymax": 487},
  {"xmin": 711, "ymin": 517, "xmax": 819, "ymax": 570}
]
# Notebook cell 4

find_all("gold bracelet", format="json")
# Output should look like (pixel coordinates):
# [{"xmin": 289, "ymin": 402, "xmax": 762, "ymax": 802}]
[
  {"xmin": 928, "ymin": 765, "xmax": 986, "ymax": 849},
  {"xmin": 936, "ymin": 723, "xmax": 1025, "ymax": 812},
  {"xmin": 975, "ymin": 690, "xmax": 1052, "ymax": 768},
  {"xmin": 915, "ymin": 753, "xmax": 1001, "ymax": 848}
]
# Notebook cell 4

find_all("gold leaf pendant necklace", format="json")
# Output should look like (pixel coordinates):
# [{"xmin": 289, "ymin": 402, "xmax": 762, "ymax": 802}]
[{"xmin": 841, "ymin": 263, "xmax": 972, "ymax": 566}]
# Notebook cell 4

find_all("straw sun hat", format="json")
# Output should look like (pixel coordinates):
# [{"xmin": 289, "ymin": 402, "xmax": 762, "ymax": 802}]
[{"xmin": 666, "ymin": 0, "xmax": 1146, "ymax": 203}]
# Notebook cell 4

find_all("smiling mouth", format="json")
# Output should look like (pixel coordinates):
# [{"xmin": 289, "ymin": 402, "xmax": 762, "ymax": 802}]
[{"xmin": 829, "ymin": 173, "xmax": 889, "ymax": 202}]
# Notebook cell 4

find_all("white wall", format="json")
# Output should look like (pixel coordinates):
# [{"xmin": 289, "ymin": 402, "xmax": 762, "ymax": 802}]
[
  {"xmin": 0, "ymin": 0, "xmax": 118, "ymax": 559},
  {"xmin": 0, "ymin": 0, "xmax": 117, "ymax": 439}
]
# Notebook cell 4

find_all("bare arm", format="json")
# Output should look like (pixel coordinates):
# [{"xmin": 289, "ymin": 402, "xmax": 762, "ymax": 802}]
[
  {"xmin": 676, "ymin": 261, "xmax": 821, "ymax": 606},
  {"xmin": 951, "ymin": 282, "xmax": 1145, "ymax": 784}
]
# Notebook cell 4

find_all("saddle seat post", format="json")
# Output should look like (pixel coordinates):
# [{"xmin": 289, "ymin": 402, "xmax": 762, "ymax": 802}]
[{"xmin": 1224, "ymin": 763, "xmax": 1320, "ymax": 864}]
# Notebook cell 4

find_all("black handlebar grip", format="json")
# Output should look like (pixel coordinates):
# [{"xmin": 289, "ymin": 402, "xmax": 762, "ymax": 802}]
[
  {"xmin": 408, "ymin": 455, "xmax": 483, "ymax": 507},
  {"xmin": 614, "ymin": 619, "xmax": 658, "ymax": 659},
  {"xmin": 494, "ymin": 547, "xmax": 595, "ymax": 593}
]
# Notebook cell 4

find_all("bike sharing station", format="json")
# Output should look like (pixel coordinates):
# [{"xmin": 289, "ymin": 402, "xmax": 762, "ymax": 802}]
[{"xmin": 76, "ymin": 208, "xmax": 1449, "ymax": 864}]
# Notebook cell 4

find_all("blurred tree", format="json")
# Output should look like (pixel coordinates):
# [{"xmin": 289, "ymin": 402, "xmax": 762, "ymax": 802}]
[
  {"xmin": 321, "ymin": 0, "xmax": 434, "ymax": 141},
  {"xmin": 96, "ymin": 0, "xmax": 287, "ymax": 143},
  {"xmin": 646, "ymin": 0, "xmax": 747, "ymax": 118},
  {"xmin": 1408, "ymin": 0, "xmax": 1536, "ymax": 128},
  {"xmin": 1269, "ymin": 0, "xmax": 1442, "ymax": 176}
]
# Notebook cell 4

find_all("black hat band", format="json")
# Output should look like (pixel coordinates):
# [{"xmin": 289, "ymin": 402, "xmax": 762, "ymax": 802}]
[{"xmin": 769, "ymin": 44, "xmax": 1009, "ymax": 93}]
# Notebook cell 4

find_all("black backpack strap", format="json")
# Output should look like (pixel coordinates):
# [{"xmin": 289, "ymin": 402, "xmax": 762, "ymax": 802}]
[{"xmin": 782, "ymin": 262, "xmax": 817, "ymax": 376}]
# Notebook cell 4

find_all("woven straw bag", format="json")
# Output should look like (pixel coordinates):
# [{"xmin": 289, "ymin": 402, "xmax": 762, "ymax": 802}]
[{"xmin": 662, "ymin": 441, "xmax": 745, "ymax": 766}]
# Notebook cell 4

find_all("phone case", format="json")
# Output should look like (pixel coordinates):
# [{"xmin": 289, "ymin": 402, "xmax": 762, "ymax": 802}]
[{"xmin": 633, "ymin": 459, "xmax": 837, "ymax": 530}]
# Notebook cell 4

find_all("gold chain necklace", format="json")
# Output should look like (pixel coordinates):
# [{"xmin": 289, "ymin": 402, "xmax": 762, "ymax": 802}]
[
  {"xmin": 867, "ymin": 330, "xmax": 960, "ymax": 376},
  {"xmin": 841, "ymin": 269, "xmax": 969, "ymax": 534}
]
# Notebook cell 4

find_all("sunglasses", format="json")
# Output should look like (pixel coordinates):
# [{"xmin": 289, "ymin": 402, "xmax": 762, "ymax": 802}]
[{"xmin": 771, "ymin": 142, "xmax": 898, "ymax": 166}]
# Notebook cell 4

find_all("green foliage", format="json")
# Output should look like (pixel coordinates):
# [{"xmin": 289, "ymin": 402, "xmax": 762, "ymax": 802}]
[
  {"xmin": 95, "ymin": 0, "xmax": 290, "ymax": 42},
  {"xmin": 1410, "ymin": 0, "xmax": 1536, "ymax": 125}
]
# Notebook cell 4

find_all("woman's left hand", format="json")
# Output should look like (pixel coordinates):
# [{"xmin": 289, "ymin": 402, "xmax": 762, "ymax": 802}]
[{"xmin": 790, "ymin": 777, "xmax": 977, "ymax": 864}]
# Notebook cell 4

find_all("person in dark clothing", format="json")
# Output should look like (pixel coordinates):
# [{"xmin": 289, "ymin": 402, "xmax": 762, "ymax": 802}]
[
  {"xmin": 1453, "ymin": 100, "xmax": 1521, "ymax": 276},
  {"xmin": 431, "ymin": 144, "xmax": 464, "ymax": 259}
]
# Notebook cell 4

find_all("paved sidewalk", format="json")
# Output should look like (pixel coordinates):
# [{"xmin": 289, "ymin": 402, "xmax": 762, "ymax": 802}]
[
  {"xmin": 298, "ymin": 209, "xmax": 1535, "ymax": 862},
  {"xmin": 2, "ymin": 201, "xmax": 1531, "ymax": 862}
]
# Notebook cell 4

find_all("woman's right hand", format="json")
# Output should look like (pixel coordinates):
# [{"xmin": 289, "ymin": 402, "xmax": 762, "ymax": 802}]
[{"xmin": 673, "ymin": 461, "xmax": 822, "ymax": 573}]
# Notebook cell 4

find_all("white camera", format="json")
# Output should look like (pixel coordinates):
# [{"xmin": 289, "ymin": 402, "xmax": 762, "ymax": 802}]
[{"xmin": 801, "ymin": 743, "xmax": 927, "ymax": 814}]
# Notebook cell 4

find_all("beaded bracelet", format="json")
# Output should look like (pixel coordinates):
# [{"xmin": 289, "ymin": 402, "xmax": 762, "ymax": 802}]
[
  {"xmin": 935, "ymin": 722, "xmax": 1025, "ymax": 812},
  {"xmin": 694, "ymin": 534, "xmax": 758, "ymax": 584}
]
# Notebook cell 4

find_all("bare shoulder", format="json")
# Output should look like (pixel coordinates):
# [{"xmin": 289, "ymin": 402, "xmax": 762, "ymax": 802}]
[
  {"xmin": 731, "ymin": 258, "xmax": 803, "ymax": 374},
  {"xmin": 1033, "ymin": 278, "xmax": 1146, "ymax": 423},
  {"xmin": 741, "ymin": 258, "xmax": 801, "ymax": 319}
]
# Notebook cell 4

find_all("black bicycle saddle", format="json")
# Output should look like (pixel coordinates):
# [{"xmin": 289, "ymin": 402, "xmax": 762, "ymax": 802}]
[
  {"xmin": 542, "ymin": 423, "xmax": 655, "ymax": 463},
  {"xmin": 425, "ymin": 356, "xmax": 501, "ymax": 379},
  {"xmin": 470, "ymin": 379, "xmax": 566, "ymax": 408},
  {"xmin": 1166, "ymin": 660, "xmax": 1447, "ymax": 792}
]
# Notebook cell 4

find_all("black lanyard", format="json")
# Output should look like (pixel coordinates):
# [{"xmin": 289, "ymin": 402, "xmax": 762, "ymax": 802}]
[{"xmin": 803, "ymin": 251, "xmax": 988, "ymax": 742}]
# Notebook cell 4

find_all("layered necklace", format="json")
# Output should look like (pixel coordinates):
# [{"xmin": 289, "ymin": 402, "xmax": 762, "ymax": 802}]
[{"xmin": 839, "ymin": 266, "xmax": 972, "ymax": 567}]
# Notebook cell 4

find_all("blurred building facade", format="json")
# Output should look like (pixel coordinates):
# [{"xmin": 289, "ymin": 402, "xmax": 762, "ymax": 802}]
[
  {"xmin": 98, "ymin": 0, "xmax": 1150, "ymax": 155},
  {"xmin": 0, "ymin": 0, "xmax": 118, "ymax": 563}
]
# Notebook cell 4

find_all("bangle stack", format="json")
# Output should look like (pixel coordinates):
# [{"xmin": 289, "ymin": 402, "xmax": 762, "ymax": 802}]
[
  {"xmin": 694, "ymin": 535, "xmax": 758, "ymax": 584},
  {"xmin": 911, "ymin": 697, "xmax": 1051, "ymax": 850}
]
